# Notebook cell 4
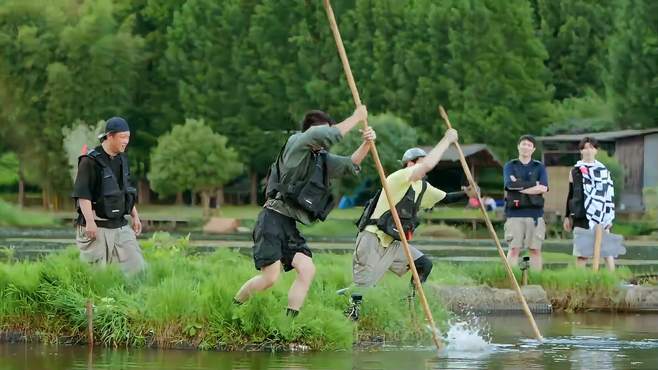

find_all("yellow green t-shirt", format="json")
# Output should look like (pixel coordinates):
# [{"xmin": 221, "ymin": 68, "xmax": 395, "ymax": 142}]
[{"xmin": 364, "ymin": 166, "xmax": 446, "ymax": 247}]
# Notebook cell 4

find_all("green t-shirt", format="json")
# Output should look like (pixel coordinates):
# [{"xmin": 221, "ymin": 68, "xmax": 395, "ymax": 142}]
[{"xmin": 265, "ymin": 125, "xmax": 359, "ymax": 224}]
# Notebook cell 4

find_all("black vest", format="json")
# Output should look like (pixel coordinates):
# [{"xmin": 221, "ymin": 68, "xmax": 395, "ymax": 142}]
[
  {"xmin": 356, "ymin": 181, "xmax": 428, "ymax": 240},
  {"xmin": 505, "ymin": 160, "xmax": 545, "ymax": 210},
  {"xmin": 77, "ymin": 149, "xmax": 137, "ymax": 220},
  {"xmin": 265, "ymin": 141, "xmax": 334, "ymax": 222}
]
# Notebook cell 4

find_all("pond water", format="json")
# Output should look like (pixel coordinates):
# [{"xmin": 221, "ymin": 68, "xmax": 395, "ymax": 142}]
[{"xmin": 2, "ymin": 313, "xmax": 658, "ymax": 369}]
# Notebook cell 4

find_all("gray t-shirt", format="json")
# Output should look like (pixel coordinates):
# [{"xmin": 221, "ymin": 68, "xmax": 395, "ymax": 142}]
[{"xmin": 265, "ymin": 125, "xmax": 359, "ymax": 224}]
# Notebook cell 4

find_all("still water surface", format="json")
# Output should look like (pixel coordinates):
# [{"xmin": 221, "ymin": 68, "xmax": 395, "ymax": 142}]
[{"xmin": 2, "ymin": 313, "xmax": 658, "ymax": 370}]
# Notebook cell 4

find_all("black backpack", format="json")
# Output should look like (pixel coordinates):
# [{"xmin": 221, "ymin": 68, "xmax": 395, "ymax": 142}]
[
  {"xmin": 265, "ymin": 141, "xmax": 334, "ymax": 222},
  {"xmin": 356, "ymin": 181, "xmax": 427, "ymax": 240}
]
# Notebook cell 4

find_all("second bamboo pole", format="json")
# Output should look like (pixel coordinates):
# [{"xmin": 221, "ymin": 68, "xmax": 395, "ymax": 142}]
[{"xmin": 439, "ymin": 106, "xmax": 543, "ymax": 341}]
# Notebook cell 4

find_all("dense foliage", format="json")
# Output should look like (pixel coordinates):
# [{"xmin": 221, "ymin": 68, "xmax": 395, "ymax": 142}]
[{"xmin": 0, "ymin": 0, "xmax": 655, "ymax": 206}]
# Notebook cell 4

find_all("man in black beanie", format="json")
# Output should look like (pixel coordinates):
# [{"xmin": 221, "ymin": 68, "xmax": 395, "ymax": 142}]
[{"xmin": 72, "ymin": 117, "xmax": 145, "ymax": 275}]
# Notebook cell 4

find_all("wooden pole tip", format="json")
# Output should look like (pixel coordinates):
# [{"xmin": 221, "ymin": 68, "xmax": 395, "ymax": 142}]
[{"xmin": 438, "ymin": 106, "xmax": 452, "ymax": 129}]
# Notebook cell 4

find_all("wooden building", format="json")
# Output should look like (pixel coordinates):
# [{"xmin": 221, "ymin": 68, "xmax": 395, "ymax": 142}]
[{"xmin": 420, "ymin": 144, "xmax": 502, "ymax": 192}]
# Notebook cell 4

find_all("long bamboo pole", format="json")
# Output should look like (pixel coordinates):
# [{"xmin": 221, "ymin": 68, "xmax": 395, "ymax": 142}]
[
  {"xmin": 322, "ymin": 0, "xmax": 444, "ymax": 351},
  {"xmin": 439, "ymin": 106, "xmax": 544, "ymax": 341}
]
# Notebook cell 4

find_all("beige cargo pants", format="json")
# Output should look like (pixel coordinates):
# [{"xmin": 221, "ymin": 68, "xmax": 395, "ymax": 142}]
[{"xmin": 75, "ymin": 225, "xmax": 146, "ymax": 275}]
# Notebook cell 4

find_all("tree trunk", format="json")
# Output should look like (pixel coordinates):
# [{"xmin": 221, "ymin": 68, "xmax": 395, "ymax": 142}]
[
  {"xmin": 201, "ymin": 191, "xmax": 211, "ymax": 218},
  {"xmin": 250, "ymin": 171, "xmax": 258, "ymax": 205},
  {"xmin": 217, "ymin": 187, "xmax": 225, "ymax": 207},
  {"xmin": 175, "ymin": 192, "xmax": 183, "ymax": 205},
  {"xmin": 138, "ymin": 179, "xmax": 151, "ymax": 205},
  {"xmin": 190, "ymin": 191, "xmax": 197, "ymax": 206},
  {"xmin": 17, "ymin": 161, "xmax": 25, "ymax": 208},
  {"xmin": 42, "ymin": 187, "xmax": 49, "ymax": 209}
]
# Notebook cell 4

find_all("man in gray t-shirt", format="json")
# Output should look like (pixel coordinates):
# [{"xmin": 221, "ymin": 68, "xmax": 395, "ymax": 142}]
[{"xmin": 234, "ymin": 106, "xmax": 373, "ymax": 317}]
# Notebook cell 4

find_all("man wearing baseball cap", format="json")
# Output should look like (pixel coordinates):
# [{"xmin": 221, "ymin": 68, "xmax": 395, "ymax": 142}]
[
  {"xmin": 341, "ymin": 128, "xmax": 477, "ymax": 319},
  {"xmin": 72, "ymin": 117, "xmax": 145, "ymax": 275}
]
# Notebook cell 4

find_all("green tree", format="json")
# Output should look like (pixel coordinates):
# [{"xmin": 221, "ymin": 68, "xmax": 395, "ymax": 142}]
[
  {"xmin": 0, "ymin": 0, "xmax": 144, "ymax": 208},
  {"xmin": 605, "ymin": 0, "xmax": 658, "ymax": 128},
  {"xmin": 164, "ymin": 0, "xmax": 279, "ymax": 205},
  {"xmin": 4, "ymin": 0, "xmax": 656, "ymax": 210},
  {"xmin": 543, "ymin": 89, "xmax": 616, "ymax": 135},
  {"xmin": 0, "ymin": 152, "xmax": 19, "ymax": 186},
  {"xmin": 0, "ymin": 0, "xmax": 69, "ymax": 208},
  {"xmin": 534, "ymin": 0, "xmax": 615, "ymax": 99},
  {"xmin": 47, "ymin": 0, "xmax": 144, "ymax": 125},
  {"xmin": 115, "ymin": 0, "xmax": 187, "ymax": 192},
  {"xmin": 442, "ymin": 0, "xmax": 555, "ymax": 159},
  {"xmin": 148, "ymin": 119, "xmax": 244, "ymax": 216},
  {"xmin": 390, "ymin": 0, "xmax": 453, "ymax": 141}
]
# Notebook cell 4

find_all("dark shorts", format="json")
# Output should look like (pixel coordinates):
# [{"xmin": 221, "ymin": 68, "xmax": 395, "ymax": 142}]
[{"xmin": 252, "ymin": 208, "xmax": 312, "ymax": 272}]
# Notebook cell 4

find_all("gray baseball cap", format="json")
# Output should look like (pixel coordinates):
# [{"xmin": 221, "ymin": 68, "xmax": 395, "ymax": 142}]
[{"xmin": 401, "ymin": 147, "xmax": 427, "ymax": 164}]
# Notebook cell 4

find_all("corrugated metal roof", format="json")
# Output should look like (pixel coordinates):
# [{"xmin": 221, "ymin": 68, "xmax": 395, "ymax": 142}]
[{"xmin": 537, "ymin": 128, "xmax": 658, "ymax": 142}]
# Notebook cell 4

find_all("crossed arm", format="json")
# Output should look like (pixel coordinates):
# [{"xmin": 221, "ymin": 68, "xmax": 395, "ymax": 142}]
[{"xmin": 503, "ymin": 164, "xmax": 548, "ymax": 195}]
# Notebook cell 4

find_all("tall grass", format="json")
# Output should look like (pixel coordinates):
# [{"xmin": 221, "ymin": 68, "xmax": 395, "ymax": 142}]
[
  {"xmin": 0, "ymin": 233, "xmax": 448, "ymax": 350},
  {"xmin": 0, "ymin": 200, "xmax": 56, "ymax": 227}
]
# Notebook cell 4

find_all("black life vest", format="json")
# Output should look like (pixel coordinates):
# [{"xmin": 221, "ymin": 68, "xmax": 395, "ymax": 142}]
[
  {"xmin": 505, "ymin": 159, "xmax": 545, "ymax": 210},
  {"xmin": 77, "ymin": 149, "xmax": 137, "ymax": 220},
  {"xmin": 265, "ymin": 140, "xmax": 334, "ymax": 222},
  {"xmin": 356, "ymin": 181, "xmax": 428, "ymax": 241}
]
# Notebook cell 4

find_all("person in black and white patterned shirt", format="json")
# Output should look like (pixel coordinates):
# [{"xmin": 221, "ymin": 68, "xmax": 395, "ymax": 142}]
[{"xmin": 563, "ymin": 136, "xmax": 623, "ymax": 270}]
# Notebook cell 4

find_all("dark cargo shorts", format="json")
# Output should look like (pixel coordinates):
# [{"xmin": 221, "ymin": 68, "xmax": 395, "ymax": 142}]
[{"xmin": 252, "ymin": 208, "xmax": 312, "ymax": 272}]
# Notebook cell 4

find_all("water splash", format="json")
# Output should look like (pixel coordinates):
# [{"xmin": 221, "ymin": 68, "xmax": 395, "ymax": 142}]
[
  {"xmin": 444, "ymin": 321, "xmax": 492, "ymax": 353},
  {"xmin": 426, "ymin": 318, "xmax": 496, "ymax": 358}
]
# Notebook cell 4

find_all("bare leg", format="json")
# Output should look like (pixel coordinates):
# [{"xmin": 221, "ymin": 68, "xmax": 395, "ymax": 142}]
[
  {"xmin": 575, "ymin": 257, "xmax": 588, "ymax": 268},
  {"xmin": 234, "ymin": 261, "xmax": 282, "ymax": 303},
  {"xmin": 529, "ymin": 248, "xmax": 543, "ymax": 271},
  {"xmin": 287, "ymin": 253, "xmax": 316, "ymax": 311},
  {"xmin": 605, "ymin": 256, "xmax": 616, "ymax": 271},
  {"xmin": 507, "ymin": 247, "xmax": 521, "ymax": 267}
]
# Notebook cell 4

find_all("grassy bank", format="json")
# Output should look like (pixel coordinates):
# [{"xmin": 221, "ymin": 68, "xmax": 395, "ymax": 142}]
[
  {"xmin": 0, "ymin": 233, "xmax": 638, "ymax": 351},
  {"xmin": 0, "ymin": 200, "xmax": 56, "ymax": 227},
  {"xmin": 430, "ymin": 262, "xmax": 633, "ymax": 311},
  {"xmin": 0, "ymin": 233, "xmax": 448, "ymax": 351}
]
